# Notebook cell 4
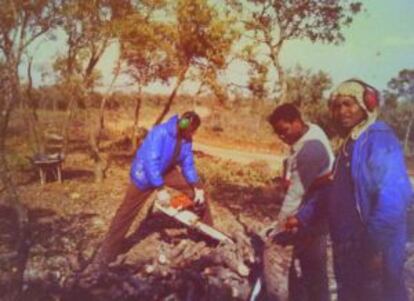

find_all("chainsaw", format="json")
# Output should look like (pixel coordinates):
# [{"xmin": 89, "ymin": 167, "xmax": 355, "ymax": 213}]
[{"xmin": 152, "ymin": 194, "xmax": 233, "ymax": 243}]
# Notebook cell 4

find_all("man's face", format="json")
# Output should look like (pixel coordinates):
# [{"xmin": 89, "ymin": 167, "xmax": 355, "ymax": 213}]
[
  {"xmin": 330, "ymin": 95, "xmax": 367, "ymax": 132},
  {"xmin": 272, "ymin": 119, "xmax": 303, "ymax": 145}
]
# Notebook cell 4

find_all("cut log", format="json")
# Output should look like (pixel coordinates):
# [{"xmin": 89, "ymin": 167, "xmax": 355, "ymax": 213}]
[{"xmin": 152, "ymin": 200, "xmax": 255, "ymax": 277}]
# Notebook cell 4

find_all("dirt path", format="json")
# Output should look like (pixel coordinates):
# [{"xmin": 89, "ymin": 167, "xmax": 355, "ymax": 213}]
[
  {"xmin": 193, "ymin": 142, "xmax": 284, "ymax": 173},
  {"xmin": 194, "ymin": 142, "xmax": 414, "ymax": 185}
]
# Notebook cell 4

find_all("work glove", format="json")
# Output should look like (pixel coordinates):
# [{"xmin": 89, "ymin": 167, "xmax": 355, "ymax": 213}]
[
  {"xmin": 283, "ymin": 216, "xmax": 300, "ymax": 233},
  {"xmin": 193, "ymin": 188, "xmax": 205, "ymax": 205},
  {"xmin": 259, "ymin": 221, "xmax": 280, "ymax": 241},
  {"xmin": 156, "ymin": 188, "xmax": 171, "ymax": 206}
]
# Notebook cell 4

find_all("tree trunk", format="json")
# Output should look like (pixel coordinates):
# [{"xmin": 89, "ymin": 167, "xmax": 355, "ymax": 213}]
[
  {"xmin": 88, "ymin": 110, "xmax": 107, "ymax": 183},
  {"xmin": 273, "ymin": 58, "xmax": 287, "ymax": 103},
  {"xmin": 99, "ymin": 95, "xmax": 108, "ymax": 130},
  {"xmin": 0, "ymin": 152, "xmax": 30, "ymax": 301},
  {"xmin": 0, "ymin": 67, "xmax": 30, "ymax": 301},
  {"xmin": 268, "ymin": 44, "xmax": 287, "ymax": 103},
  {"xmin": 132, "ymin": 86, "xmax": 143, "ymax": 151},
  {"xmin": 62, "ymin": 90, "xmax": 77, "ymax": 155},
  {"xmin": 89, "ymin": 59, "xmax": 121, "ymax": 183},
  {"xmin": 91, "ymin": 94, "xmax": 111, "ymax": 183},
  {"xmin": 133, "ymin": 87, "xmax": 142, "ymax": 129},
  {"xmin": 153, "ymin": 66, "xmax": 189, "ymax": 126},
  {"xmin": 404, "ymin": 117, "xmax": 413, "ymax": 154},
  {"xmin": 98, "ymin": 56, "xmax": 121, "ymax": 131},
  {"xmin": 22, "ymin": 104, "xmax": 43, "ymax": 153},
  {"xmin": 7, "ymin": 61, "xmax": 42, "ymax": 154},
  {"xmin": 52, "ymin": 97, "xmax": 58, "ymax": 112},
  {"xmin": 25, "ymin": 58, "xmax": 45, "ymax": 153}
]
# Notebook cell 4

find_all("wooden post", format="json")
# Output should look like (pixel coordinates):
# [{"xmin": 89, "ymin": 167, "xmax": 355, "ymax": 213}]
[
  {"xmin": 57, "ymin": 163, "xmax": 62, "ymax": 183},
  {"xmin": 39, "ymin": 167, "xmax": 45, "ymax": 185}
]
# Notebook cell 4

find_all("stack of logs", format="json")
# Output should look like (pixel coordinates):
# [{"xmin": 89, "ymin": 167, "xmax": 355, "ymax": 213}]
[{"xmin": 65, "ymin": 223, "xmax": 290, "ymax": 301}]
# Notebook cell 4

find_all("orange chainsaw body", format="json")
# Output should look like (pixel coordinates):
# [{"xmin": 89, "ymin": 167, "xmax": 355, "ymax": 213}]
[{"xmin": 170, "ymin": 194, "xmax": 194, "ymax": 209}]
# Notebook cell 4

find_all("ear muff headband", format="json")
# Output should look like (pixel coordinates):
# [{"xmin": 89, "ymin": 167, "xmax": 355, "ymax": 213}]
[
  {"xmin": 179, "ymin": 117, "xmax": 191, "ymax": 129},
  {"xmin": 345, "ymin": 79, "xmax": 379, "ymax": 112}
]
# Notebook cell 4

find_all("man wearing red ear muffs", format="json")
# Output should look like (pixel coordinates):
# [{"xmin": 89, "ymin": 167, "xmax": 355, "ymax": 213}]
[{"xmin": 285, "ymin": 79, "xmax": 413, "ymax": 301}]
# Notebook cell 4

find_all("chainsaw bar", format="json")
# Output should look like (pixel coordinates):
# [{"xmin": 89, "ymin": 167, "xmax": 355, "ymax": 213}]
[{"xmin": 153, "ymin": 200, "xmax": 233, "ymax": 243}]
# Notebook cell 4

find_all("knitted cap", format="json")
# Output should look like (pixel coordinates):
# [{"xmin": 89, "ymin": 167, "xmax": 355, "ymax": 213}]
[
  {"xmin": 330, "ymin": 80, "xmax": 368, "ymax": 113},
  {"xmin": 330, "ymin": 79, "xmax": 379, "ymax": 139}
]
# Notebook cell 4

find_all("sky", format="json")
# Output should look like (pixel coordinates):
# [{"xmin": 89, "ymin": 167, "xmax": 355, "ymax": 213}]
[
  {"xmin": 27, "ymin": 0, "xmax": 414, "ymax": 95},
  {"xmin": 280, "ymin": 0, "xmax": 414, "ymax": 91}
]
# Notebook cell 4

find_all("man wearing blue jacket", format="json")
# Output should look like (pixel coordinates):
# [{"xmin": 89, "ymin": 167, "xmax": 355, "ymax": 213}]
[
  {"xmin": 86, "ymin": 111, "xmax": 211, "ymax": 275},
  {"xmin": 285, "ymin": 79, "xmax": 413, "ymax": 301}
]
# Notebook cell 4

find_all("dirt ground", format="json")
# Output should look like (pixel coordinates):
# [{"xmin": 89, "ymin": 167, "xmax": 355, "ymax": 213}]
[
  {"xmin": 0, "ymin": 108, "xmax": 284, "ymax": 300},
  {"xmin": 1, "ymin": 108, "xmax": 414, "ymax": 300},
  {"xmin": 0, "ymin": 146, "xmax": 284, "ymax": 300}
]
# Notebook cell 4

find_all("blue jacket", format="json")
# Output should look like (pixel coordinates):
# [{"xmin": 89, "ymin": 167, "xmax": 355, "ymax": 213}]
[
  {"xmin": 130, "ymin": 115, "xmax": 199, "ymax": 191},
  {"xmin": 298, "ymin": 121, "xmax": 413, "ymax": 251},
  {"xmin": 351, "ymin": 121, "xmax": 412, "ymax": 251}
]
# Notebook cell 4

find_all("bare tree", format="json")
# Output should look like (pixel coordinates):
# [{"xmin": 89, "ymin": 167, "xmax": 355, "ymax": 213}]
[
  {"xmin": 228, "ymin": 0, "xmax": 362, "ymax": 102},
  {"xmin": 54, "ymin": 0, "xmax": 128, "ymax": 182},
  {"xmin": 0, "ymin": 2, "xmax": 61, "ymax": 298},
  {"xmin": 120, "ymin": 0, "xmax": 238, "ymax": 126}
]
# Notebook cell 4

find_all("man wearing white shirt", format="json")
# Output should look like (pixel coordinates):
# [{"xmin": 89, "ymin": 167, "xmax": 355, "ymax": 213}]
[{"xmin": 266, "ymin": 103, "xmax": 334, "ymax": 301}]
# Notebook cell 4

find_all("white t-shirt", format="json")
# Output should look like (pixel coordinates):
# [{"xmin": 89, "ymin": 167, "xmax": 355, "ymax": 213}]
[{"xmin": 279, "ymin": 123, "xmax": 335, "ymax": 219}]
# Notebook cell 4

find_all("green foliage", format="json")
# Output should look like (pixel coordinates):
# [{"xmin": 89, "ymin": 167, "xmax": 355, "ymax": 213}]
[
  {"xmin": 284, "ymin": 66, "xmax": 335, "ymax": 136},
  {"xmin": 0, "ymin": 0, "xmax": 61, "ymax": 55},
  {"xmin": 386, "ymin": 69, "xmax": 414, "ymax": 100},
  {"xmin": 6, "ymin": 153, "xmax": 31, "ymax": 171},
  {"xmin": 381, "ymin": 69, "xmax": 414, "ymax": 152},
  {"xmin": 246, "ymin": 57, "xmax": 269, "ymax": 100},
  {"xmin": 381, "ymin": 101, "xmax": 413, "ymax": 133},
  {"xmin": 0, "ymin": 0, "xmax": 62, "ymax": 112},
  {"xmin": 176, "ymin": 0, "xmax": 237, "ymax": 68},
  {"xmin": 285, "ymin": 67, "xmax": 332, "ymax": 105},
  {"xmin": 120, "ymin": 9, "xmax": 178, "ymax": 86},
  {"xmin": 229, "ymin": 0, "xmax": 362, "ymax": 99},
  {"xmin": 121, "ymin": 0, "xmax": 238, "ymax": 88},
  {"xmin": 196, "ymin": 155, "xmax": 272, "ymax": 187},
  {"xmin": 53, "ymin": 0, "xmax": 116, "ymax": 87}
]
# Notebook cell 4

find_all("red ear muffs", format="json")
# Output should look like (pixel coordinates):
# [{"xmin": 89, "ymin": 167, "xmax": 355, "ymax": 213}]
[
  {"xmin": 363, "ymin": 85, "xmax": 379, "ymax": 112},
  {"xmin": 346, "ymin": 79, "xmax": 379, "ymax": 112}
]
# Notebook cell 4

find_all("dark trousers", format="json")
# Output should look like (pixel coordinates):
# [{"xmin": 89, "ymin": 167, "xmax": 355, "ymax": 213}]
[
  {"xmin": 289, "ymin": 234, "xmax": 330, "ymax": 301},
  {"xmin": 333, "ymin": 231, "xmax": 408, "ymax": 301},
  {"xmin": 95, "ymin": 168, "xmax": 213, "ymax": 264}
]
